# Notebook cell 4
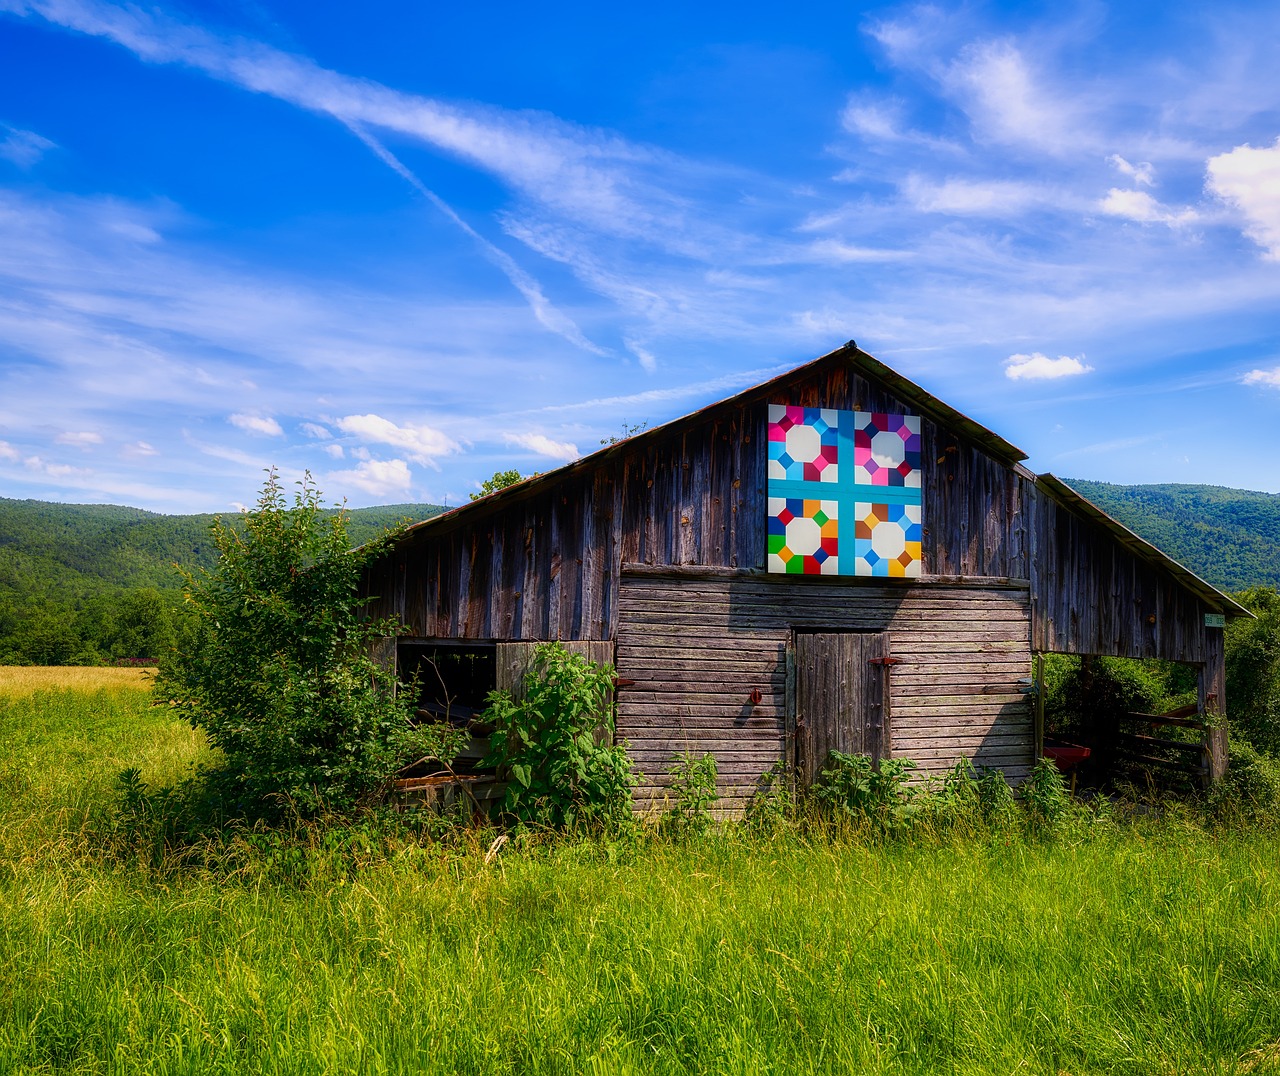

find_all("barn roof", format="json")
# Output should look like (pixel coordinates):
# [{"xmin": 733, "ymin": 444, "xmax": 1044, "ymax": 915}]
[
  {"xmin": 403, "ymin": 340, "xmax": 1024, "ymax": 537},
  {"xmin": 391, "ymin": 341, "xmax": 1248, "ymax": 620},
  {"xmin": 1035, "ymin": 474, "xmax": 1251, "ymax": 619}
]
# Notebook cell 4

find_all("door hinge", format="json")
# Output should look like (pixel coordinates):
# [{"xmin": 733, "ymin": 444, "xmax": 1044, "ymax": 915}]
[{"xmin": 868, "ymin": 657, "xmax": 901, "ymax": 666}]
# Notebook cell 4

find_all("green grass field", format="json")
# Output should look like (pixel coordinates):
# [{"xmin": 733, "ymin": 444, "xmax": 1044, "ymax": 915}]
[{"xmin": 4, "ymin": 674, "xmax": 1280, "ymax": 1074}]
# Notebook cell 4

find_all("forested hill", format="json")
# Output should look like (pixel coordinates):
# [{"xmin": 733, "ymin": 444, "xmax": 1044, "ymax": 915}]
[
  {"xmin": 0, "ymin": 498, "xmax": 445, "ymax": 602},
  {"xmin": 0, "ymin": 499, "xmax": 444, "ymax": 664},
  {"xmin": 1061, "ymin": 481, "xmax": 1280, "ymax": 593},
  {"xmin": 3, "ymin": 484, "xmax": 1279, "ymax": 664}
]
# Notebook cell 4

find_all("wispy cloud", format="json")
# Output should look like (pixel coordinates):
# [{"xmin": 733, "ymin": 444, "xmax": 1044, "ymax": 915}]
[
  {"xmin": 0, "ymin": 123, "xmax": 56, "ymax": 168},
  {"xmin": 229, "ymin": 413, "xmax": 284, "ymax": 436},
  {"xmin": 1108, "ymin": 155, "xmax": 1154, "ymax": 186},
  {"xmin": 55, "ymin": 430, "xmax": 104, "ymax": 448},
  {"xmin": 1099, "ymin": 189, "xmax": 1197, "ymax": 227},
  {"xmin": 945, "ymin": 39, "xmax": 1090, "ymax": 156},
  {"xmin": 504, "ymin": 432, "xmax": 580, "ymax": 461}
]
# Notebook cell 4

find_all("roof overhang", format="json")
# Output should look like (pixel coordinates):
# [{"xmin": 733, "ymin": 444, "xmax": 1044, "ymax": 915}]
[{"xmin": 1036, "ymin": 474, "xmax": 1252, "ymax": 619}]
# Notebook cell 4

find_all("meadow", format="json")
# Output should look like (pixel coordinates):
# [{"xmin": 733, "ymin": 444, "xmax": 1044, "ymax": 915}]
[{"xmin": 3, "ymin": 672, "xmax": 1280, "ymax": 1075}]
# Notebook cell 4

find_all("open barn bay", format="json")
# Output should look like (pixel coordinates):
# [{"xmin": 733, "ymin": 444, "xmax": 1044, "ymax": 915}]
[{"xmin": 3, "ymin": 673, "xmax": 1280, "ymax": 1075}]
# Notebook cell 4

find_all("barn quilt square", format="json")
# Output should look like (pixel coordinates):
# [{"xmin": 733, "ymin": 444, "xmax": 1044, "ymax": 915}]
[{"xmin": 767, "ymin": 403, "xmax": 922, "ymax": 577}]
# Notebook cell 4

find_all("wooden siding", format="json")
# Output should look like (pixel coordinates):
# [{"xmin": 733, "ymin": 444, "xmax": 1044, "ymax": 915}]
[
  {"xmin": 615, "ymin": 571, "xmax": 1034, "ymax": 810},
  {"xmin": 364, "ymin": 358, "xmax": 1032, "ymax": 642},
  {"xmin": 1027, "ymin": 484, "xmax": 1218, "ymax": 663}
]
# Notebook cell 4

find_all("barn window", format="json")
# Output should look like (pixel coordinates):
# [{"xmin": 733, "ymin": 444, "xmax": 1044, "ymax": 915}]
[{"xmin": 398, "ymin": 641, "xmax": 496, "ymax": 727}]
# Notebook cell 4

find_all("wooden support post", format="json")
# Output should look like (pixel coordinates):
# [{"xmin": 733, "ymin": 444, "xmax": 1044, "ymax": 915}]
[
  {"xmin": 784, "ymin": 643, "xmax": 797, "ymax": 801},
  {"xmin": 1034, "ymin": 653, "xmax": 1045, "ymax": 761},
  {"xmin": 1199, "ymin": 628, "xmax": 1228, "ymax": 785}
]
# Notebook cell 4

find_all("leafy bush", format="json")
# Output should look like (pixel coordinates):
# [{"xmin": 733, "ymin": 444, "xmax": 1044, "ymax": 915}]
[
  {"xmin": 1021, "ymin": 756, "xmax": 1072, "ymax": 833},
  {"xmin": 1226, "ymin": 586, "xmax": 1280, "ymax": 756},
  {"xmin": 155, "ymin": 471, "xmax": 445, "ymax": 816},
  {"xmin": 934, "ymin": 758, "xmax": 1018, "ymax": 829},
  {"xmin": 744, "ymin": 761, "xmax": 794, "ymax": 833},
  {"xmin": 1206, "ymin": 738, "xmax": 1280, "ymax": 824},
  {"xmin": 481, "ymin": 642, "xmax": 636, "ymax": 829},
  {"xmin": 810, "ymin": 751, "xmax": 918, "ymax": 828},
  {"xmin": 660, "ymin": 752, "xmax": 718, "ymax": 836}
]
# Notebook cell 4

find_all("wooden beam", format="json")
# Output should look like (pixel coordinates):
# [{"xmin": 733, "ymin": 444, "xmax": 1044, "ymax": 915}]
[{"xmin": 1199, "ymin": 628, "xmax": 1228, "ymax": 784}]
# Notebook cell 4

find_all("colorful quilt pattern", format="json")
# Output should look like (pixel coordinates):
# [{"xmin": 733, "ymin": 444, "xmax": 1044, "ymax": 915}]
[{"xmin": 767, "ymin": 404, "xmax": 922, "ymax": 577}]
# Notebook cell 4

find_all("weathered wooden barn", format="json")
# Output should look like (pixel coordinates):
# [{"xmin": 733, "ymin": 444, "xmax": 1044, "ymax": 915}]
[{"xmin": 363, "ymin": 342, "xmax": 1247, "ymax": 808}]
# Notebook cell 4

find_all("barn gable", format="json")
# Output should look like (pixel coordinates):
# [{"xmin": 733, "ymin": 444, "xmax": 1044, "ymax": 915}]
[{"xmin": 364, "ymin": 342, "xmax": 1241, "ymax": 804}]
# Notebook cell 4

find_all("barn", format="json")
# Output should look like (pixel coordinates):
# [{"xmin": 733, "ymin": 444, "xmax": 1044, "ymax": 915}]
[{"xmin": 362, "ymin": 342, "xmax": 1248, "ymax": 809}]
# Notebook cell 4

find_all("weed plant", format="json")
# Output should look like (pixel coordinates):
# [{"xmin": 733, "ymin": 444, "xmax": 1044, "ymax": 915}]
[{"xmin": 6, "ymin": 677, "xmax": 1280, "ymax": 1074}]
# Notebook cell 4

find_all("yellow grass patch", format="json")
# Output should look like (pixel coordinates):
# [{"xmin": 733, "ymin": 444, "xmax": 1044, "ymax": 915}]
[{"xmin": 0, "ymin": 665, "xmax": 155, "ymax": 696}]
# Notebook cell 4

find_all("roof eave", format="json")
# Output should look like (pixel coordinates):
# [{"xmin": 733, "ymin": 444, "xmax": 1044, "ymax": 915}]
[{"xmin": 1037, "ymin": 473, "xmax": 1252, "ymax": 619}]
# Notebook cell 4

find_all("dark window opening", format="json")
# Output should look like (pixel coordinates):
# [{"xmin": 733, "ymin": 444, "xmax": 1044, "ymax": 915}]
[
  {"xmin": 1042, "ymin": 654, "xmax": 1205, "ymax": 792},
  {"xmin": 397, "ymin": 642, "xmax": 498, "ymax": 778},
  {"xmin": 400, "ymin": 641, "xmax": 497, "ymax": 724}
]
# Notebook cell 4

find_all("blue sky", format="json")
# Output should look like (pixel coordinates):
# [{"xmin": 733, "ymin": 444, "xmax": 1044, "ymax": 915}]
[{"xmin": 1, "ymin": 0, "xmax": 1279, "ymax": 512}]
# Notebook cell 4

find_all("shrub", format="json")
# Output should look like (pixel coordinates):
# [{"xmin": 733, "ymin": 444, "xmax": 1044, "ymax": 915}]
[
  {"xmin": 155, "ymin": 470, "xmax": 449, "ymax": 816},
  {"xmin": 1021, "ymin": 756, "xmax": 1071, "ymax": 833},
  {"xmin": 1226, "ymin": 586, "xmax": 1280, "ymax": 756},
  {"xmin": 744, "ymin": 761, "xmax": 794, "ymax": 833},
  {"xmin": 810, "ymin": 751, "xmax": 918, "ymax": 829},
  {"xmin": 934, "ymin": 758, "xmax": 1018, "ymax": 830},
  {"xmin": 1206, "ymin": 738, "xmax": 1280, "ymax": 824},
  {"xmin": 661, "ymin": 752, "xmax": 718, "ymax": 837},
  {"xmin": 481, "ymin": 642, "xmax": 636, "ymax": 829}
]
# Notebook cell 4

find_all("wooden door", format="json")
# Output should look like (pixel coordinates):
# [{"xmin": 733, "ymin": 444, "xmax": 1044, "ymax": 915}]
[{"xmin": 794, "ymin": 631, "xmax": 891, "ymax": 786}]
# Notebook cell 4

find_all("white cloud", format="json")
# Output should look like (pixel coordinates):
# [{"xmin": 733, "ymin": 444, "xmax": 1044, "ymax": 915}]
[
  {"xmin": 1207, "ymin": 138, "xmax": 1280, "ymax": 259},
  {"xmin": 336, "ymin": 414, "xmax": 459, "ymax": 466},
  {"xmin": 322, "ymin": 443, "xmax": 344, "ymax": 458},
  {"xmin": 504, "ymin": 432, "xmax": 580, "ymax": 461},
  {"xmin": 0, "ymin": 440, "xmax": 20, "ymax": 461},
  {"xmin": 229, "ymin": 413, "xmax": 284, "ymax": 436},
  {"xmin": 23, "ymin": 455, "xmax": 88, "ymax": 478},
  {"xmin": 122, "ymin": 440, "xmax": 158, "ymax": 458},
  {"xmin": 947, "ymin": 39, "xmax": 1086, "ymax": 155},
  {"xmin": 1108, "ymin": 155, "xmax": 1154, "ymax": 186},
  {"xmin": 1241, "ymin": 366, "xmax": 1280, "ymax": 388},
  {"xmin": 1098, "ymin": 189, "xmax": 1197, "ymax": 226},
  {"xmin": 1004, "ymin": 352, "xmax": 1094, "ymax": 380},
  {"xmin": 55, "ymin": 430, "xmax": 104, "ymax": 448},
  {"xmin": 0, "ymin": 124, "xmax": 55, "ymax": 168},
  {"xmin": 805, "ymin": 239, "xmax": 914, "ymax": 263},
  {"xmin": 328, "ymin": 458, "xmax": 413, "ymax": 498},
  {"xmin": 902, "ymin": 175, "xmax": 1055, "ymax": 216},
  {"xmin": 301, "ymin": 421, "xmax": 332, "ymax": 439},
  {"xmin": 625, "ymin": 339, "xmax": 658, "ymax": 373}
]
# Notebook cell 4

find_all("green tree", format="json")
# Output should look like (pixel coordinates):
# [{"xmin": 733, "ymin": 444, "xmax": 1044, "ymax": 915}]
[
  {"xmin": 1226, "ymin": 585, "xmax": 1280, "ymax": 755},
  {"xmin": 156, "ymin": 470, "xmax": 444, "ymax": 814},
  {"xmin": 470, "ymin": 469, "xmax": 525, "ymax": 501}
]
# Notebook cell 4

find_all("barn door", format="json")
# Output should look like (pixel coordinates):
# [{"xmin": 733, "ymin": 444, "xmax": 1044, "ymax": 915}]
[{"xmin": 794, "ymin": 631, "xmax": 892, "ymax": 787}]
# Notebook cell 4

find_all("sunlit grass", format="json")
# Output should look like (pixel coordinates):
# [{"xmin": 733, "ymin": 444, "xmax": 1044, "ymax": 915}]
[
  {"xmin": 4, "ymin": 681, "xmax": 1280, "ymax": 1074},
  {"xmin": 0, "ymin": 664, "xmax": 155, "ymax": 696}
]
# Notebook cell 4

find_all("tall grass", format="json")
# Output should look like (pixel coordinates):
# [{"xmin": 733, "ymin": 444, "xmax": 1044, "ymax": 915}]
[
  {"xmin": 3, "ymin": 673, "xmax": 1280, "ymax": 1074},
  {"xmin": 0, "ymin": 665, "xmax": 154, "ymax": 697}
]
